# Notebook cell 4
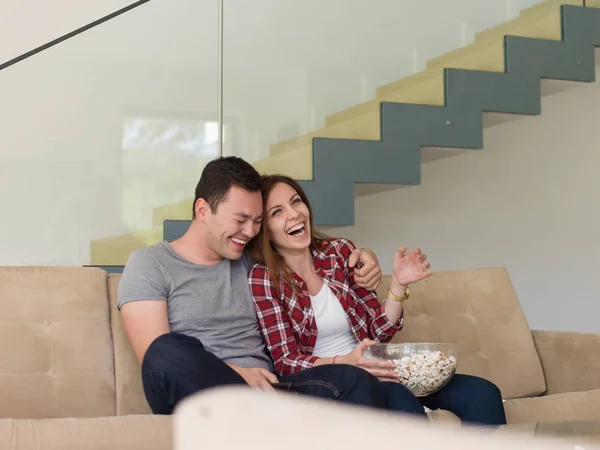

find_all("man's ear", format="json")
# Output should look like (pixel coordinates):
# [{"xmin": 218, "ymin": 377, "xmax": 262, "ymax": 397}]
[{"xmin": 194, "ymin": 198, "xmax": 211, "ymax": 221}]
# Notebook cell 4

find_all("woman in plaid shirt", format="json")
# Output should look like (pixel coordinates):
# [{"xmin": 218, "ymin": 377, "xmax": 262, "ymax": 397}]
[{"xmin": 247, "ymin": 175, "xmax": 506, "ymax": 425}]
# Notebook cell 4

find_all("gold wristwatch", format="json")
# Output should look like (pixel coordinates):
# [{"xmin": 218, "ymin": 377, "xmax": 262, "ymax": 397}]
[{"xmin": 388, "ymin": 286, "xmax": 410, "ymax": 303}]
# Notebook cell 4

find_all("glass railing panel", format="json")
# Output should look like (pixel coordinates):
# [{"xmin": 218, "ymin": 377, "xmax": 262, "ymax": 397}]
[{"xmin": 0, "ymin": 0, "xmax": 218, "ymax": 266}]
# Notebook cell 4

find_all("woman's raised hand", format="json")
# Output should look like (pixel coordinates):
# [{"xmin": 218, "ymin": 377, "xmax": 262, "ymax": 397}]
[{"xmin": 392, "ymin": 247, "xmax": 431, "ymax": 288}]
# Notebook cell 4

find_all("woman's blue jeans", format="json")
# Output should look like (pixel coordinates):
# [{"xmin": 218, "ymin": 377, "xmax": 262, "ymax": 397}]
[{"xmin": 381, "ymin": 375, "xmax": 507, "ymax": 425}]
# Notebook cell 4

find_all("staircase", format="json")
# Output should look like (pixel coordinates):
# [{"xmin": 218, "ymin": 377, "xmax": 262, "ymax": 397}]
[{"xmin": 90, "ymin": 1, "xmax": 600, "ymax": 266}]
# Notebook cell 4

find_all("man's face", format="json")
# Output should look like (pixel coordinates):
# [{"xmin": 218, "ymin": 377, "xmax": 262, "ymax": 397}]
[{"xmin": 203, "ymin": 186, "xmax": 263, "ymax": 261}]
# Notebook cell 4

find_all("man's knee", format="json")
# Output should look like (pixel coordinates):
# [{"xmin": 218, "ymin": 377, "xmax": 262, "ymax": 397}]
[{"xmin": 143, "ymin": 333, "xmax": 204, "ymax": 371}]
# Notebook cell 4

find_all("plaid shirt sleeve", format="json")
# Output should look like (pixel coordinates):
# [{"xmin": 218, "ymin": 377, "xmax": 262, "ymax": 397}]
[
  {"xmin": 248, "ymin": 264, "xmax": 319, "ymax": 376},
  {"xmin": 335, "ymin": 238, "xmax": 403, "ymax": 342}
]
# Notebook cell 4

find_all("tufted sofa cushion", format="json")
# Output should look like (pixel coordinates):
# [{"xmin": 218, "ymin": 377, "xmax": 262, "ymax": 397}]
[
  {"xmin": 376, "ymin": 268, "xmax": 546, "ymax": 399},
  {"xmin": 0, "ymin": 267, "xmax": 116, "ymax": 418}
]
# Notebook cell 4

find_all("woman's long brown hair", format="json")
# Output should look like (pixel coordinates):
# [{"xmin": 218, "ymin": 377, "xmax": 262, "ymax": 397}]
[{"xmin": 247, "ymin": 175, "xmax": 329, "ymax": 297}]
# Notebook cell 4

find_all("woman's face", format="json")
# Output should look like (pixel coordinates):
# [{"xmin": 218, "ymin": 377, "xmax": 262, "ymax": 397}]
[{"xmin": 265, "ymin": 182, "xmax": 311, "ymax": 254}]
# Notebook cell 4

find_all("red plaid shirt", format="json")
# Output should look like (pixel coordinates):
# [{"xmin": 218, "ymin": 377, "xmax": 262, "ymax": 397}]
[{"xmin": 248, "ymin": 238, "xmax": 402, "ymax": 376}]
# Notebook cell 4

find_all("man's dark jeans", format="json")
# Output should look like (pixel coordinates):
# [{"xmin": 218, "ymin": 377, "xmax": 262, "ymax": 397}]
[{"xmin": 142, "ymin": 333, "xmax": 385, "ymax": 414}]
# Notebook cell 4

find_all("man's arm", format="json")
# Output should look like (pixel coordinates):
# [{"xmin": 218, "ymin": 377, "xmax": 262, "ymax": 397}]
[
  {"xmin": 347, "ymin": 247, "xmax": 382, "ymax": 291},
  {"xmin": 121, "ymin": 300, "xmax": 170, "ymax": 364},
  {"xmin": 118, "ymin": 250, "xmax": 171, "ymax": 364}
]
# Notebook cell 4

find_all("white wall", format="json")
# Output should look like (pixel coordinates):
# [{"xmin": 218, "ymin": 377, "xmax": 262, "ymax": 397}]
[{"xmin": 328, "ymin": 79, "xmax": 600, "ymax": 334}]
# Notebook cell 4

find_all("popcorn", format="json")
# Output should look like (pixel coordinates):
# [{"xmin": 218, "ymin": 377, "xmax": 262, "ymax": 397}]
[{"xmin": 391, "ymin": 350, "xmax": 457, "ymax": 396}]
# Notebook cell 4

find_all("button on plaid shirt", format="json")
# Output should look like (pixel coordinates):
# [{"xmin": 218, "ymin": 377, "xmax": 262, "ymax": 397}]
[{"xmin": 248, "ymin": 238, "xmax": 402, "ymax": 376}]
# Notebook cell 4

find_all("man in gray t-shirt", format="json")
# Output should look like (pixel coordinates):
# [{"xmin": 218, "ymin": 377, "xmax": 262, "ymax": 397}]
[
  {"xmin": 119, "ymin": 156, "xmax": 385, "ymax": 414},
  {"xmin": 119, "ymin": 241, "xmax": 272, "ymax": 371}
]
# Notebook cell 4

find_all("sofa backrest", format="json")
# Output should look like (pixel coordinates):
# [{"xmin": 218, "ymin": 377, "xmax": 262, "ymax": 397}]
[
  {"xmin": 107, "ymin": 267, "xmax": 547, "ymax": 406},
  {"xmin": 376, "ymin": 268, "xmax": 546, "ymax": 399},
  {"xmin": 0, "ymin": 267, "xmax": 116, "ymax": 419},
  {"xmin": 108, "ymin": 274, "xmax": 152, "ymax": 415}
]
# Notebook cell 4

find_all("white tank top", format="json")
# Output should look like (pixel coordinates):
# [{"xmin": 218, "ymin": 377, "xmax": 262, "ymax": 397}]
[{"xmin": 310, "ymin": 283, "xmax": 358, "ymax": 358}]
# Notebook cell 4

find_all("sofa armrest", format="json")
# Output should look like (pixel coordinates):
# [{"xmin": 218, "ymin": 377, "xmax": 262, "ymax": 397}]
[{"xmin": 532, "ymin": 330, "xmax": 600, "ymax": 395}]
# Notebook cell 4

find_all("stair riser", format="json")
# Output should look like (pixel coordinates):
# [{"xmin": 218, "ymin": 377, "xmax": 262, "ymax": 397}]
[{"xmin": 304, "ymin": 6, "xmax": 600, "ymax": 226}]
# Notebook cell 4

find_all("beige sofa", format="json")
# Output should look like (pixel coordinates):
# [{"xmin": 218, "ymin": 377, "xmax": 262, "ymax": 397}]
[
  {"xmin": 374, "ymin": 269, "xmax": 600, "ymax": 424},
  {"xmin": 0, "ymin": 267, "xmax": 168, "ymax": 450},
  {"xmin": 0, "ymin": 266, "xmax": 599, "ymax": 449}
]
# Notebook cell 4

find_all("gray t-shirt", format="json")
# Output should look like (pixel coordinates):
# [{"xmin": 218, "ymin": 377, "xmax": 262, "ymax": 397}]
[{"xmin": 117, "ymin": 241, "xmax": 272, "ymax": 371}]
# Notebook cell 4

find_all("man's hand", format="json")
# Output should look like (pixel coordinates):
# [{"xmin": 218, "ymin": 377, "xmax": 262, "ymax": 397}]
[
  {"xmin": 227, "ymin": 364, "xmax": 278, "ymax": 392},
  {"xmin": 348, "ymin": 248, "xmax": 382, "ymax": 291}
]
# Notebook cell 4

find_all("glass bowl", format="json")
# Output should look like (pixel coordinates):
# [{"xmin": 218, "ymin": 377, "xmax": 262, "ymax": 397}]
[{"xmin": 364, "ymin": 343, "xmax": 460, "ymax": 397}]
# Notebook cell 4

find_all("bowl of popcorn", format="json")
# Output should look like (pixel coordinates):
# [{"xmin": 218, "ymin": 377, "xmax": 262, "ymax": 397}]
[{"xmin": 364, "ymin": 343, "xmax": 460, "ymax": 397}]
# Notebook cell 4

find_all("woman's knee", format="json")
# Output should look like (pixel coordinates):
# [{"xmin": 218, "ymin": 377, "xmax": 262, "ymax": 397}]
[
  {"xmin": 452, "ymin": 374, "xmax": 503, "ymax": 400},
  {"xmin": 322, "ymin": 364, "xmax": 386, "ymax": 408},
  {"xmin": 381, "ymin": 382, "xmax": 427, "ymax": 416},
  {"xmin": 323, "ymin": 364, "xmax": 383, "ymax": 397},
  {"xmin": 327, "ymin": 364, "xmax": 378, "ymax": 387},
  {"xmin": 446, "ymin": 374, "xmax": 506, "ymax": 426}
]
